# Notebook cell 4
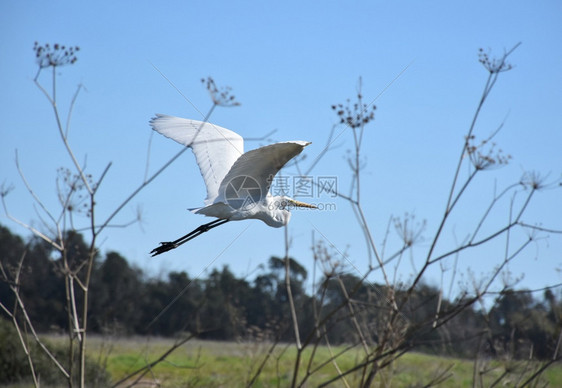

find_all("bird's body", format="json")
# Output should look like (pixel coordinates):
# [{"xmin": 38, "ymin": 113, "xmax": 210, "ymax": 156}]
[
  {"xmin": 194, "ymin": 194, "xmax": 293, "ymax": 227},
  {"xmin": 149, "ymin": 114, "xmax": 315, "ymax": 256}
]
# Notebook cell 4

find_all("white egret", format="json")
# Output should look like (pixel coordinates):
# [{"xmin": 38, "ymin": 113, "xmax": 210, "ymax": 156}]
[{"xmin": 149, "ymin": 114, "xmax": 316, "ymax": 256}]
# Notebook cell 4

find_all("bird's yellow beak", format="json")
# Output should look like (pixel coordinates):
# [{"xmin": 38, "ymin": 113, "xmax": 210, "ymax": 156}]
[{"xmin": 287, "ymin": 198, "xmax": 317, "ymax": 209}]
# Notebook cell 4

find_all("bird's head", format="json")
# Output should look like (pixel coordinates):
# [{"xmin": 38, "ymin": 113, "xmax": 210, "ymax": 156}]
[{"xmin": 262, "ymin": 196, "xmax": 317, "ymax": 227}]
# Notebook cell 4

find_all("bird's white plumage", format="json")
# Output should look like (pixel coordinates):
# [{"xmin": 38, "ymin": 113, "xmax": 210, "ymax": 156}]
[
  {"xmin": 150, "ymin": 114, "xmax": 244, "ymax": 205},
  {"xmin": 150, "ymin": 114, "xmax": 311, "ymax": 209},
  {"xmin": 215, "ymin": 141, "xmax": 310, "ymax": 204},
  {"xmin": 150, "ymin": 114, "xmax": 315, "ymax": 231},
  {"xmin": 149, "ymin": 114, "xmax": 316, "ymax": 255}
]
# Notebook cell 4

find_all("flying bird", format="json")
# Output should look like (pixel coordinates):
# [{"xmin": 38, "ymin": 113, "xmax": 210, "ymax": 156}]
[{"xmin": 149, "ymin": 114, "xmax": 316, "ymax": 256}]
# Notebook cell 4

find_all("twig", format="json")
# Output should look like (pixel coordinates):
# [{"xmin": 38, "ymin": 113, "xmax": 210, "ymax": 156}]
[
  {"xmin": 111, "ymin": 334, "xmax": 196, "ymax": 387},
  {"xmin": 97, "ymin": 104, "xmax": 217, "ymax": 234},
  {"xmin": 246, "ymin": 338, "xmax": 281, "ymax": 387}
]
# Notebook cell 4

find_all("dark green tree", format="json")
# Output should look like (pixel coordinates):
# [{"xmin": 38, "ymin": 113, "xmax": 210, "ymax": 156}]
[{"xmin": 89, "ymin": 251, "xmax": 144, "ymax": 333}]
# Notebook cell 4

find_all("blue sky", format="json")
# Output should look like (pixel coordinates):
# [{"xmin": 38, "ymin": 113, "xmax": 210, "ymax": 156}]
[{"xmin": 1, "ymin": 1, "xmax": 561, "ymax": 298}]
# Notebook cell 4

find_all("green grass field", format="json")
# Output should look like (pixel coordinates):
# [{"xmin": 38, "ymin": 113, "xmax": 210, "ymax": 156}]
[{"xmin": 46, "ymin": 335, "xmax": 562, "ymax": 387}]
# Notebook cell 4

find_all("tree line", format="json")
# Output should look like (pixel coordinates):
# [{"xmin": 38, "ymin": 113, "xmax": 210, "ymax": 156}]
[{"xmin": 0, "ymin": 224, "xmax": 560, "ymax": 360}]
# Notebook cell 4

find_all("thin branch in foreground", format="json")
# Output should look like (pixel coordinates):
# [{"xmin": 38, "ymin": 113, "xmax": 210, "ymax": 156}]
[
  {"xmin": 6, "ymin": 251, "xmax": 71, "ymax": 380},
  {"xmin": 246, "ymin": 337, "xmax": 281, "ymax": 387},
  {"xmin": 111, "ymin": 334, "xmax": 197, "ymax": 388}
]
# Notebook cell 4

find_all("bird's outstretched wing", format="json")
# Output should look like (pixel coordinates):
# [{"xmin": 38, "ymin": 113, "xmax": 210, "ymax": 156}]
[
  {"xmin": 150, "ymin": 114, "xmax": 244, "ymax": 205},
  {"xmin": 215, "ymin": 141, "xmax": 311, "ymax": 205}
]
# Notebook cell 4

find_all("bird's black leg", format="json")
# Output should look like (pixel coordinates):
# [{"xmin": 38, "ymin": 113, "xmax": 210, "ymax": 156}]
[{"xmin": 150, "ymin": 219, "xmax": 229, "ymax": 257}]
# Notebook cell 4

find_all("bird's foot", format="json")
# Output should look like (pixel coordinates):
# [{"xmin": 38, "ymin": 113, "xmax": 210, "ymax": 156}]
[{"xmin": 150, "ymin": 241, "xmax": 177, "ymax": 257}]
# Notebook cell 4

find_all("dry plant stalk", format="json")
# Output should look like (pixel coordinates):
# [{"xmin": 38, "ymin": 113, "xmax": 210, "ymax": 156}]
[
  {"xmin": 278, "ymin": 44, "xmax": 561, "ymax": 388},
  {"xmin": 1, "ymin": 44, "xmax": 237, "ymax": 388}
]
